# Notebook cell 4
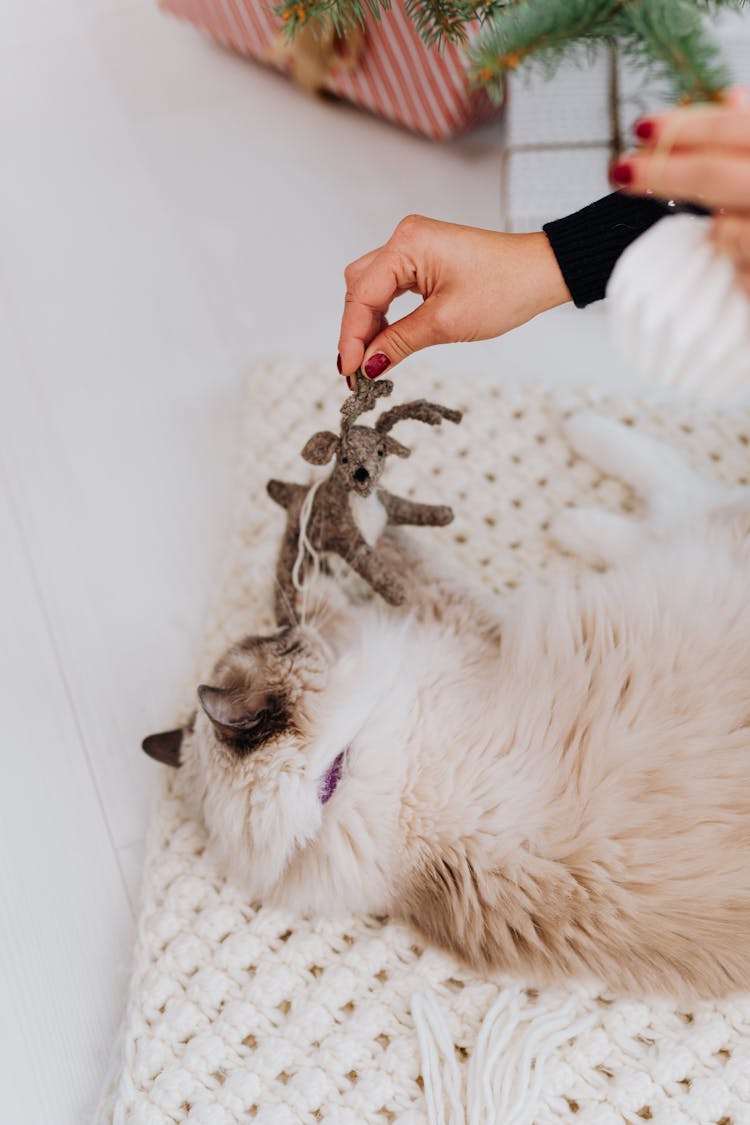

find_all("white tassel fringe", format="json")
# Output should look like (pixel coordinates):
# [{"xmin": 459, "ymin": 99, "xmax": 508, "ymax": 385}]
[{"xmin": 412, "ymin": 986, "xmax": 596, "ymax": 1125}]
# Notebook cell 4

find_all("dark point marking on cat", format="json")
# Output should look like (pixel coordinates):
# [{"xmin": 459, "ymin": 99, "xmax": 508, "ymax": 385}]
[
  {"xmin": 237, "ymin": 629, "xmax": 302, "ymax": 659},
  {"xmin": 142, "ymin": 729, "xmax": 183, "ymax": 769},
  {"xmin": 198, "ymin": 683, "xmax": 291, "ymax": 757},
  {"xmin": 507, "ymin": 924, "xmax": 532, "ymax": 955},
  {"xmin": 401, "ymin": 847, "xmax": 597, "ymax": 979}
]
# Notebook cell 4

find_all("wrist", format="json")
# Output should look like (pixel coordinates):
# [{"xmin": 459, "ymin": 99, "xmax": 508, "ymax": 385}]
[{"xmin": 523, "ymin": 231, "xmax": 572, "ymax": 313}]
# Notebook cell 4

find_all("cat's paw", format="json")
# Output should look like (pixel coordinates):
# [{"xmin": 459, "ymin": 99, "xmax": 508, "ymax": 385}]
[
  {"xmin": 550, "ymin": 507, "xmax": 641, "ymax": 565},
  {"xmin": 562, "ymin": 410, "xmax": 622, "ymax": 468}
]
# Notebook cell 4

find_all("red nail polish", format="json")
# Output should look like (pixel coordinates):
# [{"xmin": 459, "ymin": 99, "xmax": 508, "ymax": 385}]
[
  {"xmin": 364, "ymin": 353, "xmax": 390, "ymax": 379},
  {"xmin": 634, "ymin": 118, "xmax": 654, "ymax": 141},
  {"xmin": 346, "ymin": 375, "xmax": 355, "ymax": 391},
  {"xmin": 610, "ymin": 161, "xmax": 633, "ymax": 187},
  {"xmin": 336, "ymin": 353, "xmax": 342, "ymax": 374}
]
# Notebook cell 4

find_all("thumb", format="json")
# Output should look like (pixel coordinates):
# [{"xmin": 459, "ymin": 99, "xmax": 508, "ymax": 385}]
[{"xmin": 361, "ymin": 301, "xmax": 444, "ymax": 379}]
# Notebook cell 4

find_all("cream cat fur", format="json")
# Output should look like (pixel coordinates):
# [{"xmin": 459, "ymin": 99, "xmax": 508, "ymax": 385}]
[{"xmin": 158, "ymin": 413, "xmax": 750, "ymax": 1000}]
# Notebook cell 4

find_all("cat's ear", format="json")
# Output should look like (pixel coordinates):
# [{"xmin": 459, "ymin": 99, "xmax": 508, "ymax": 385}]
[
  {"xmin": 197, "ymin": 683, "xmax": 276, "ymax": 741},
  {"xmin": 142, "ymin": 729, "xmax": 183, "ymax": 768},
  {"xmin": 382, "ymin": 435, "xmax": 411, "ymax": 459},
  {"xmin": 301, "ymin": 430, "xmax": 339, "ymax": 465}
]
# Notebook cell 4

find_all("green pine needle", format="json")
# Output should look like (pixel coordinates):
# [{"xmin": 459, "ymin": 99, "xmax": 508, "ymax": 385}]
[
  {"xmin": 469, "ymin": 0, "xmax": 742, "ymax": 102},
  {"xmin": 621, "ymin": 0, "xmax": 734, "ymax": 102},
  {"xmin": 274, "ymin": 1, "xmax": 389, "ymax": 39}
]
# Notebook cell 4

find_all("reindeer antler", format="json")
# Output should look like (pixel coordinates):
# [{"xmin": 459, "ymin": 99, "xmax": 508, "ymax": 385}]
[
  {"xmin": 340, "ymin": 369, "xmax": 394, "ymax": 432},
  {"xmin": 375, "ymin": 399, "xmax": 463, "ymax": 434}
]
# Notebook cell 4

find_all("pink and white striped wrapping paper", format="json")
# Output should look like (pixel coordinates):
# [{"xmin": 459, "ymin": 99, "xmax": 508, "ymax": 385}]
[{"xmin": 158, "ymin": 0, "xmax": 500, "ymax": 140}]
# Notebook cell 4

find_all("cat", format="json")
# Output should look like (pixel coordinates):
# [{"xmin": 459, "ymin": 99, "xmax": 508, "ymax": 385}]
[{"xmin": 143, "ymin": 412, "xmax": 750, "ymax": 1000}]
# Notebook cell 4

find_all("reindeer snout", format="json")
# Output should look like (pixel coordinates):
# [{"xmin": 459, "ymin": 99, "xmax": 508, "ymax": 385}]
[{"xmin": 353, "ymin": 466, "xmax": 370, "ymax": 485}]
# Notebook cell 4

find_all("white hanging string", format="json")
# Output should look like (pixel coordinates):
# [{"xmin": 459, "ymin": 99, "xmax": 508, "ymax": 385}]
[{"xmin": 291, "ymin": 476, "xmax": 325, "ymax": 624}]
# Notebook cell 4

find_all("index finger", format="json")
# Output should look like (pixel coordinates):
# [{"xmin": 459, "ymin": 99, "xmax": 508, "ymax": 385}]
[
  {"xmin": 338, "ymin": 247, "xmax": 418, "ymax": 376},
  {"xmin": 636, "ymin": 105, "xmax": 750, "ymax": 153},
  {"xmin": 613, "ymin": 149, "xmax": 750, "ymax": 209}
]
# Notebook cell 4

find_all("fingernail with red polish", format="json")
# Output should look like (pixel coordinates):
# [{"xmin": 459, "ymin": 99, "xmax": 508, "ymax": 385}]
[
  {"xmin": 634, "ymin": 118, "xmax": 654, "ymax": 141},
  {"xmin": 346, "ymin": 375, "xmax": 355, "ymax": 392},
  {"xmin": 610, "ymin": 161, "xmax": 633, "ymax": 187},
  {"xmin": 336, "ymin": 353, "xmax": 343, "ymax": 374},
  {"xmin": 364, "ymin": 353, "xmax": 390, "ymax": 379}
]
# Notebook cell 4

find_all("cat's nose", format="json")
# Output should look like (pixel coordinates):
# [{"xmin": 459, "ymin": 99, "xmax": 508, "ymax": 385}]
[{"xmin": 353, "ymin": 466, "xmax": 369, "ymax": 484}]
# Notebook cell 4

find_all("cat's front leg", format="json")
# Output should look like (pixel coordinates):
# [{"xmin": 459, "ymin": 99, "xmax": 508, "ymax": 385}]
[{"xmin": 550, "ymin": 507, "xmax": 644, "ymax": 567}]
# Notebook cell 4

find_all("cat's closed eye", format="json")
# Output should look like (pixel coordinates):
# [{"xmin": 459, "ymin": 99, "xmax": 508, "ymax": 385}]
[{"xmin": 198, "ymin": 684, "xmax": 291, "ymax": 757}]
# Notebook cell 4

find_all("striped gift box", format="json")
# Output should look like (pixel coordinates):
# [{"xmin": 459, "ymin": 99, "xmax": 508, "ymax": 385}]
[{"xmin": 158, "ymin": 0, "xmax": 500, "ymax": 140}]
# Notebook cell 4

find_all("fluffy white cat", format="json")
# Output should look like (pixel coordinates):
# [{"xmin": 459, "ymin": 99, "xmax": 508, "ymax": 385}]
[{"xmin": 144, "ymin": 413, "xmax": 750, "ymax": 1000}]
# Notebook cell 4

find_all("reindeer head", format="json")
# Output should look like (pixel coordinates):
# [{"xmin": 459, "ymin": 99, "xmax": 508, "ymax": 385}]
[
  {"xmin": 300, "ymin": 376, "xmax": 409, "ymax": 497},
  {"xmin": 300, "ymin": 372, "xmax": 463, "ymax": 498}
]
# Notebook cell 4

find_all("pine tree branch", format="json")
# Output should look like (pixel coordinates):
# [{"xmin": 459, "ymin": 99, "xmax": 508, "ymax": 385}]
[
  {"xmin": 467, "ymin": 0, "xmax": 741, "ymax": 102},
  {"xmin": 401, "ymin": 1, "xmax": 507, "ymax": 45},
  {"xmin": 274, "ymin": 1, "xmax": 390, "ymax": 39},
  {"xmin": 271, "ymin": 0, "xmax": 743, "ymax": 101},
  {"xmin": 468, "ymin": 0, "xmax": 621, "ymax": 101},
  {"xmin": 621, "ymin": 0, "xmax": 734, "ymax": 102},
  {"xmin": 273, "ymin": 0, "xmax": 511, "ymax": 42}
]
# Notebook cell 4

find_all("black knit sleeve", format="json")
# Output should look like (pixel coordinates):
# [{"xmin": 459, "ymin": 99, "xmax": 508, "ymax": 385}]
[{"xmin": 542, "ymin": 193, "xmax": 674, "ymax": 309}]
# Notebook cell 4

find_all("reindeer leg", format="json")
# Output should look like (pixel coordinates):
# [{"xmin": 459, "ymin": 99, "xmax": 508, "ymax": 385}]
[
  {"xmin": 341, "ymin": 533, "xmax": 407, "ymax": 606},
  {"xmin": 379, "ymin": 491, "xmax": 454, "ymax": 528}
]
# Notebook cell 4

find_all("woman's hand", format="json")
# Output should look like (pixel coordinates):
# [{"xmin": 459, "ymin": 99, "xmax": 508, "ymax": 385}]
[
  {"xmin": 610, "ymin": 87, "xmax": 750, "ymax": 297},
  {"xmin": 337, "ymin": 216, "xmax": 571, "ymax": 381}
]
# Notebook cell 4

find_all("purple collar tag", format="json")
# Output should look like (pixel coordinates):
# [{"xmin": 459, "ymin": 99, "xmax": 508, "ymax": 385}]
[{"xmin": 318, "ymin": 751, "xmax": 345, "ymax": 804}]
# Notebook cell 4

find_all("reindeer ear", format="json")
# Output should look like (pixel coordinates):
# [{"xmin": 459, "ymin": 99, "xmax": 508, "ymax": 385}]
[
  {"xmin": 383, "ymin": 435, "xmax": 411, "ymax": 459},
  {"xmin": 301, "ymin": 431, "xmax": 339, "ymax": 465},
  {"xmin": 142, "ymin": 729, "xmax": 183, "ymax": 768}
]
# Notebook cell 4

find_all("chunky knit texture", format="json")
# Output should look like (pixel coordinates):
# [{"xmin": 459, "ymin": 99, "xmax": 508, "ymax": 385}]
[{"xmin": 98, "ymin": 362, "xmax": 750, "ymax": 1125}]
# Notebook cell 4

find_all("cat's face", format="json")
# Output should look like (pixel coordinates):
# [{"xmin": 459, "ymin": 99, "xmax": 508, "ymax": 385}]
[{"xmin": 143, "ymin": 623, "xmax": 353, "ymax": 899}]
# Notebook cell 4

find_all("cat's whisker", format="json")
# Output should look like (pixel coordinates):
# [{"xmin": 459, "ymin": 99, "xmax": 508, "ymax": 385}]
[{"xmin": 253, "ymin": 552, "xmax": 301, "ymax": 631}]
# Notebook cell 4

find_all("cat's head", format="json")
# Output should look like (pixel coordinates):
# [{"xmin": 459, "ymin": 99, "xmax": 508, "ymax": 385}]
[{"xmin": 142, "ymin": 621, "xmax": 354, "ymax": 898}]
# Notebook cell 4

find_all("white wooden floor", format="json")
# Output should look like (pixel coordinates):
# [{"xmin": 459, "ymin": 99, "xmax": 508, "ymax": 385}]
[{"xmin": 0, "ymin": 3, "xmax": 637, "ymax": 1122}]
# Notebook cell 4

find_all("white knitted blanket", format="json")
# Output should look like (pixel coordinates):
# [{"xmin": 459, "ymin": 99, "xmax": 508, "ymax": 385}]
[{"xmin": 99, "ymin": 362, "xmax": 750, "ymax": 1125}]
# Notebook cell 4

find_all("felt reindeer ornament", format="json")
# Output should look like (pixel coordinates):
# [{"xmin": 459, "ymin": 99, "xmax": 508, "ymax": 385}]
[{"xmin": 266, "ymin": 371, "xmax": 462, "ymax": 625}]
